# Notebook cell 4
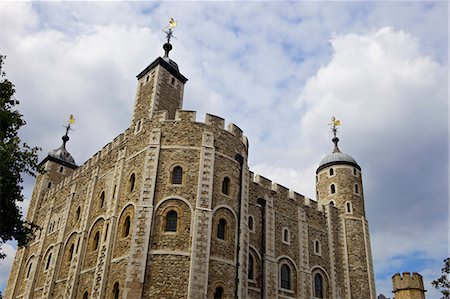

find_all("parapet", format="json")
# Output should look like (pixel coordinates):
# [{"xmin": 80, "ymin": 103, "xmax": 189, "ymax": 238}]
[{"xmin": 392, "ymin": 272, "xmax": 425, "ymax": 291}]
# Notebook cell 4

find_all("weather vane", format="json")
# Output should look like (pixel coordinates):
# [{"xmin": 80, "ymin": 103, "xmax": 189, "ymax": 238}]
[
  {"xmin": 162, "ymin": 17, "xmax": 177, "ymax": 44},
  {"xmin": 63, "ymin": 114, "xmax": 75, "ymax": 136},
  {"xmin": 329, "ymin": 116, "xmax": 341, "ymax": 138}
]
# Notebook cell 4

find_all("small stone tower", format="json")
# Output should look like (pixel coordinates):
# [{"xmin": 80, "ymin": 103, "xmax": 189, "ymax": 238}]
[
  {"xmin": 316, "ymin": 119, "xmax": 376, "ymax": 299},
  {"xmin": 392, "ymin": 272, "xmax": 426, "ymax": 299}
]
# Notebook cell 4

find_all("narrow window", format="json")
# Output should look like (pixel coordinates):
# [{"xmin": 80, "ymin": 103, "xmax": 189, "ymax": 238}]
[
  {"xmin": 47, "ymin": 182, "xmax": 52, "ymax": 188},
  {"xmin": 83, "ymin": 291, "xmax": 88, "ymax": 299},
  {"xmin": 314, "ymin": 273, "xmax": 324, "ymax": 298},
  {"xmin": 330, "ymin": 184, "xmax": 336, "ymax": 194},
  {"xmin": 280, "ymin": 264, "xmax": 291, "ymax": 289},
  {"xmin": 217, "ymin": 219, "xmax": 226, "ymax": 240},
  {"xmin": 136, "ymin": 120, "xmax": 141, "ymax": 133},
  {"xmin": 353, "ymin": 168, "xmax": 357, "ymax": 175},
  {"xmin": 146, "ymin": 75, "xmax": 149, "ymax": 82},
  {"xmin": 165, "ymin": 210, "xmax": 178, "ymax": 232},
  {"xmin": 214, "ymin": 286, "xmax": 224, "ymax": 299},
  {"xmin": 104, "ymin": 224, "xmax": 109, "ymax": 241},
  {"xmin": 59, "ymin": 166, "xmax": 64, "ymax": 173},
  {"xmin": 315, "ymin": 240, "xmax": 321, "ymax": 255},
  {"xmin": 123, "ymin": 216, "xmax": 131, "ymax": 237},
  {"xmin": 248, "ymin": 216, "xmax": 254, "ymax": 231},
  {"xmin": 93, "ymin": 231, "xmax": 100, "ymax": 250},
  {"xmin": 112, "ymin": 185, "xmax": 116, "ymax": 199},
  {"xmin": 113, "ymin": 282, "xmax": 120, "ymax": 299},
  {"xmin": 76, "ymin": 239, "xmax": 80, "ymax": 253},
  {"xmin": 283, "ymin": 228, "xmax": 289, "ymax": 243},
  {"xmin": 172, "ymin": 166, "xmax": 183, "ymax": 185},
  {"xmin": 45, "ymin": 253, "xmax": 52, "ymax": 270},
  {"xmin": 222, "ymin": 177, "xmax": 230, "ymax": 195},
  {"xmin": 26, "ymin": 262, "xmax": 32, "ymax": 278},
  {"xmin": 171, "ymin": 77, "xmax": 175, "ymax": 85},
  {"xmin": 129, "ymin": 173, "xmax": 136, "ymax": 192},
  {"xmin": 355, "ymin": 184, "xmax": 359, "ymax": 194},
  {"xmin": 346, "ymin": 202, "xmax": 352, "ymax": 214},
  {"xmin": 330, "ymin": 200, "xmax": 335, "ymax": 206},
  {"xmin": 69, "ymin": 244, "xmax": 74, "ymax": 262},
  {"xmin": 329, "ymin": 168, "xmax": 334, "ymax": 176},
  {"xmin": 248, "ymin": 254, "xmax": 254, "ymax": 280},
  {"xmin": 100, "ymin": 191, "xmax": 105, "ymax": 208},
  {"xmin": 316, "ymin": 191, "xmax": 319, "ymax": 200},
  {"xmin": 76, "ymin": 206, "xmax": 81, "ymax": 221}
]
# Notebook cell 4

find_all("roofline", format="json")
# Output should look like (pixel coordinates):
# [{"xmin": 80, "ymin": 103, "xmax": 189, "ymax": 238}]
[
  {"xmin": 136, "ymin": 57, "xmax": 188, "ymax": 84},
  {"xmin": 316, "ymin": 161, "xmax": 361, "ymax": 174},
  {"xmin": 38, "ymin": 155, "xmax": 78, "ymax": 169}
]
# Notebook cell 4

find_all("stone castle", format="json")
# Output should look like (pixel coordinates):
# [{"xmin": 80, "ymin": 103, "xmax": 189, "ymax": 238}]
[{"xmin": 5, "ymin": 32, "xmax": 377, "ymax": 299}]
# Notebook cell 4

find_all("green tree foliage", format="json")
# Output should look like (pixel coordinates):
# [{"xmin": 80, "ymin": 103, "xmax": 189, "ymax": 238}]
[
  {"xmin": 0, "ymin": 55, "xmax": 41, "ymax": 258},
  {"xmin": 433, "ymin": 258, "xmax": 450, "ymax": 299}
]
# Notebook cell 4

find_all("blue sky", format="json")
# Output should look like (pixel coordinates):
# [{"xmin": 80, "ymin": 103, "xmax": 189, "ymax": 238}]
[{"xmin": 0, "ymin": 2, "xmax": 448, "ymax": 297}]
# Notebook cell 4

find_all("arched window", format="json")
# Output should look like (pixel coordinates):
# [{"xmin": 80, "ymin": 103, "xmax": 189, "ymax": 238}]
[
  {"xmin": 314, "ymin": 240, "xmax": 321, "ymax": 255},
  {"xmin": 314, "ymin": 273, "xmax": 324, "ymax": 298},
  {"xmin": 214, "ymin": 286, "xmax": 224, "ymax": 299},
  {"xmin": 100, "ymin": 191, "xmax": 105, "ymax": 208},
  {"xmin": 123, "ymin": 216, "xmax": 131, "ymax": 237},
  {"xmin": 283, "ymin": 228, "xmax": 290, "ymax": 244},
  {"xmin": 280, "ymin": 264, "xmax": 291, "ymax": 289},
  {"xmin": 172, "ymin": 166, "xmax": 183, "ymax": 185},
  {"xmin": 217, "ymin": 219, "xmax": 226, "ymax": 240},
  {"xmin": 329, "ymin": 168, "xmax": 334, "ymax": 176},
  {"xmin": 346, "ymin": 202, "xmax": 352, "ymax": 214},
  {"xmin": 330, "ymin": 200, "xmax": 335, "ymax": 206},
  {"xmin": 47, "ymin": 182, "xmax": 52, "ymax": 188},
  {"xmin": 59, "ymin": 166, "xmax": 64, "ymax": 173},
  {"xmin": 93, "ymin": 231, "xmax": 100, "ymax": 250},
  {"xmin": 165, "ymin": 210, "xmax": 178, "ymax": 232},
  {"xmin": 83, "ymin": 291, "xmax": 88, "ymax": 299},
  {"xmin": 129, "ymin": 173, "xmax": 136, "ymax": 192},
  {"xmin": 248, "ymin": 216, "xmax": 254, "ymax": 231},
  {"xmin": 355, "ymin": 183, "xmax": 359, "ymax": 194},
  {"xmin": 353, "ymin": 168, "xmax": 357, "ymax": 175},
  {"xmin": 45, "ymin": 252, "xmax": 52, "ymax": 270},
  {"xmin": 222, "ymin": 177, "xmax": 230, "ymax": 195},
  {"xmin": 112, "ymin": 282, "xmax": 119, "ymax": 299},
  {"xmin": 330, "ymin": 184, "xmax": 336, "ymax": 194},
  {"xmin": 69, "ymin": 244, "xmax": 74, "ymax": 262},
  {"xmin": 26, "ymin": 262, "xmax": 32, "ymax": 278},
  {"xmin": 248, "ymin": 254, "xmax": 254, "ymax": 280},
  {"xmin": 76, "ymin": 206, "xmax": 81, "ymax": 221}
]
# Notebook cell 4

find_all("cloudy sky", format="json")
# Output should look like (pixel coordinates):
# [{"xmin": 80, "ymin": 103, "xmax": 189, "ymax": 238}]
[{"xmin": 1, "ymin": 1, "xmax": 448, "ymax": 297}]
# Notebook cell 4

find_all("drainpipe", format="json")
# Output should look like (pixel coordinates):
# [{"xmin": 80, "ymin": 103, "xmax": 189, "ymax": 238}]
[
  {"xmin": 234, "ymin": 154, "xmax": 244, "ymax": 299},
  {"xmin": 257, "ymin": 197, "xmax": 266, "ymax": 299}
]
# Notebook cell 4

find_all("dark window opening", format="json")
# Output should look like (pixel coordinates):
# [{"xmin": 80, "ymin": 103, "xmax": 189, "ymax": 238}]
[
  {"xmin": 45, "ymin": 253, "xmax": 52, "ymax": 270},
  {"xmin": 93, "ymin": 231, "xmax": 100, "ymax": 250},
  {"xmin": 315, "ymin": 240, "xmax": 321, "ymax": 254},
  {"xmin": 347, "ymin": 202, "xmax": 352, "ymax": 214},
  {"xmin": 329, "ymin": 168, "xmax": 334, "ymax": 175},
  {"xmin": 69, "ymin": 244, "xmax": 74, "ymax": 262},
  {"xmin": 26, "ymin": 262, "xmax": 32, "ymax": 278},
  {"xmin": 146, "ymin": 75, "xmax": 149, "ymax": 82},
  {"xmin": 76, "ymin": 206, "xmax": 81, "ymax": 221},
  {"xmin": 124, "ymin": 216, "xmax": 131, "ymax": 237},
  {"xmin": 283, "ymin": 229, "xmax": 289, "ymax": 243},
  {"xmin": 214, "ymin": 286, "xmax": 224, "ymax": 299},
  {"xmin": 83, "ymin": 291, "xmax": 88, "ymax": 299},
  {"xmin": 217, "ymin": 219, "xmax": 226, "ymax": 240},
  {"xmin": 248, "ymin": 216, "xmax": 254, "ymax": 231},
  {"xmin": 129, "ymin": 173, "xmax": 136, "ymax": 192},
  {"xmin": 172, "ymin": 166, "xmax": 183, "ymax": 185},
  {"xmin": 248, "ymin": 254, "xmax": 254, "ymax": 280},
  {"xmin": 59, "ymin": 166, "xmax": 64, "ymax": 173},
  {"xmin": 105, "ymin": 224, "xmax": 109, "ymax": 241},
  {"xmin": 355, "ymin": 184, "xmax": 359, "ymax": 194},
  {"xmin": 171, "ymin": 77, "xmax": 175, "ymax": 85},
  {"xmin": 100, "ymin": 191, "xmax": 105, "ymax": 208},
  {"xmin": 222, "ymin": 177, "xmax": 230, "ymax": 195},
  {"xmin": 113, "ymin": 282, "xmax": 120, "ymax": 299},
  {"xmin": 165, "ymin": 210, "xmax": 178, "ymax": 232},
  {"xmin": 314, "ymin": 273, "xmax": 324, "ymax": 298},
  {"xmin": 330, "ymin": 184, "xmax": 336, "ymax": 194},
  {"xmin": 281, "ymin": 264, "xmax": 291, "ymax": 289},
  {"xmin": 47, "ymin": 182, "xmax": 52, "ymax": 188},
  {"xmin": 353, "ymin": 168, "xmax": 357, "ymax": 175}
]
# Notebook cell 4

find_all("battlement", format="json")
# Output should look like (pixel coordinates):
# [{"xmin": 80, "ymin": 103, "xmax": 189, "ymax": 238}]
[{"xmin": 392, "ymin": 272, "xmax": 425, "ymax": 291}]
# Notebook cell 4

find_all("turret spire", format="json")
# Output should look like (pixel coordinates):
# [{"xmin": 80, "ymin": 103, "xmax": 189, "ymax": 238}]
[
  {"xmin": 330, "ymin": 116, "xmax": 341, "ymax": 153},
  {"xmin": 47, "ymin": 115, "xmax": 77, "ymax": 166},
  {"xmin": 162, "ymin": 17, "xmax": 177, "ymax": 58}
]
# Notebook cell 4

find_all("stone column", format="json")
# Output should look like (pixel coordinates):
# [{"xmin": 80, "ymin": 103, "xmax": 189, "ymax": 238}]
[
  {"xmin": 187, "ymin": 131, "xmax": 215, "ymax": 299},
  {"xmin": 264, "ymin": 198, "xmax": 277, "ymax": 299}
]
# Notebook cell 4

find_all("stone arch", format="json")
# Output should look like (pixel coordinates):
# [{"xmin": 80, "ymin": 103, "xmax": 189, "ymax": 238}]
[
  {"xmin": 210, "ymin": 206, "xmax": 237, "ymax": 261},
  {"xmin": 151, "ymin": 198, "xmax": 192, "ymax": 251},
  {"xmin": 209, "ymin": 281, "xmax": 228, "ymax": 299},
  {"xmin": 82, "ymin": 218, "xmax": 105, "ymax": 270},
  {"xmin": 169, "ymin": 163, "xmax": 187, "ymax": 185},
  {"xmin": 247, "ymin": 246, "xmax": 262, "ymax": 288},
  {"xmin": 24, "ymin": 255, "xmax": 35, "ymax": 280},
  {"xmin": 113, "ymin": 204, "xmax": 135, "ymax": 259},
  {"xmin": 58, "ymin": 232, "xmax": 79, "ymax": 279},
  {"xmin": 277, "ymin": 256, "xmax": 298, "ymax": 296},
  {"xmin": 311, "ymin": 266, "xmax": 331, "ymax": 299}
]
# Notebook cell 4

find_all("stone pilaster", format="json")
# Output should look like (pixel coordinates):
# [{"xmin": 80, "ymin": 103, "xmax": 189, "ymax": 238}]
[
  {"xmin": 123, "ymin": 129, "xmax": 161, "ymax": 298},
  {"xmin": 237, "ymin": 159, "xmax": 250, "ymax": 298},
  {"xmin": 325, "ymin": 205, "xmax": 337, "ymax": 299},
  {"xmin": 187, "ymin": 132, "xmax": 215, "ymax": 299},
  {"xmin": 264, "ymin": 198, "xmax": 277, "ymax": 299},
  {"xmin": 297, "ymin": 206, "xmax": 310, "ymax": 299}
]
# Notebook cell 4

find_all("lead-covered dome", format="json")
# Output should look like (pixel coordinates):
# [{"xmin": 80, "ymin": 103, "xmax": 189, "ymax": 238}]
[
  {"xmin": 46, "ymin": 134, "xmax": 77, "ymax": 167},
  {"xmin": 317, "ymin": 137, "xmax": 360, "ymax": 173}
]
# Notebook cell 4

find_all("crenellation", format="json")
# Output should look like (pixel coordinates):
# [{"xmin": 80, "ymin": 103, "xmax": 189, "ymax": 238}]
[
  {"xmin": 227, "ymin": 122, "xmax": 243, "ymax": 137},
  {"xmin": 175, "ymin": 109, "xmax": 196, "ymax": 121},
  {"xmin": 205, "ymin": 113, "xmax": 225, "ymax": 129},
  {"xmin": 253, "ymin": 174, "xmax": 272, "ymax": 189}
]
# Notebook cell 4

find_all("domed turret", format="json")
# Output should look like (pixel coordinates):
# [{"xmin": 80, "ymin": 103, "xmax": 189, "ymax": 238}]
[
  {"xmin": 48, "ymin": 134, "xmax": 76, "ymax": 166},
  {"xmin": 316, "ymin": 136, "xmax": 360, "ymax": 173}
]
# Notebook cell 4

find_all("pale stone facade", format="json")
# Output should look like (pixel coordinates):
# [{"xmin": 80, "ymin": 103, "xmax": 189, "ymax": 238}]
[
  {"xmin": 392, "ymin": 272, "xmax": 426, "ymax": 299},
  {"xmin": 5, "ymin": 41, "xmax": 376, "ymax": 299}
]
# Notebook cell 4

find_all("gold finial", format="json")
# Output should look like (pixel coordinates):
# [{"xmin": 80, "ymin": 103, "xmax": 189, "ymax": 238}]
[
  {"xmin": 163, "ymin": 17, "xmax": 177, "ymax": 43},
  {"xmin": 64, "ymin": 114, "xmax": 75, "ymax": 136},
  {"xmin": 328, "ymin": 116, "xmax": 341, "ymax": 153}
]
